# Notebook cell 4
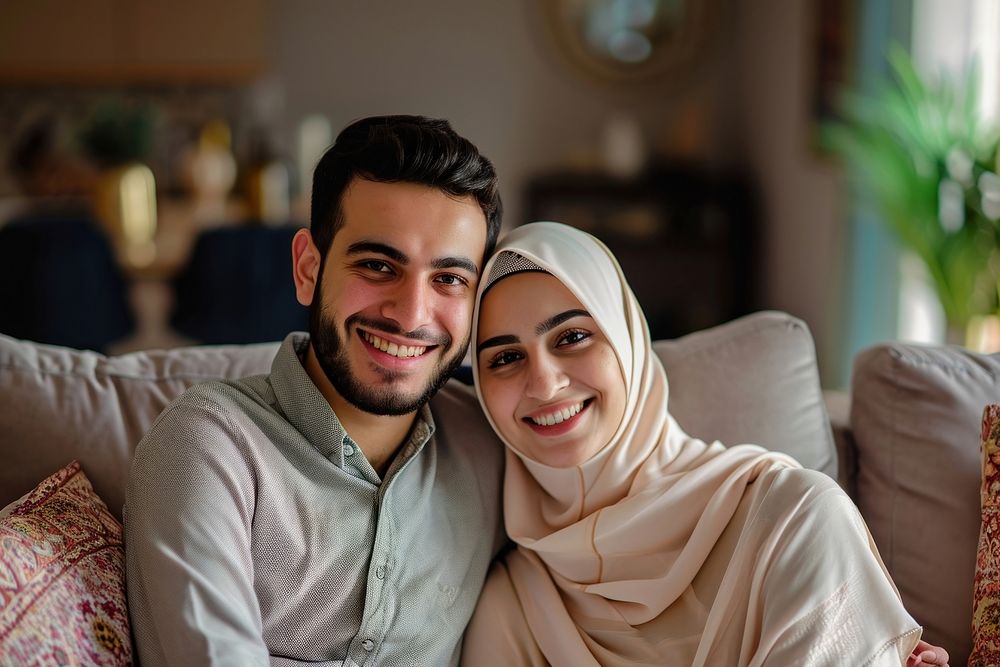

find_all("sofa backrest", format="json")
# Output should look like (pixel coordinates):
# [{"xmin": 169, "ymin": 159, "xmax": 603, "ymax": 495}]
[
  {"xmin": 0, "ymin": 310, "xmax": 835, "ymax": 519},
  {"xmin": 655, "ymin": 310, "xmax": 836, "ymax": 474},
  {"xmin": 0, "ymin": 339, "xmax": 278, "ymax": 518},
  {"xmin": 850, "ymin": 341, "xmax": 1000, "ymax": 665}
]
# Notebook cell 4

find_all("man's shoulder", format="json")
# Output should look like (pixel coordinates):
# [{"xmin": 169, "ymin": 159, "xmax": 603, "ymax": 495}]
[
  {"xmin": 429, "ymin": 375, "xmax": 477, "ymax": 406},
  {"xmin": 138, "ymin": 374, "xmax": 276, "ymax": 451},
  {"xmin": 429, "ymin": 379, "xmax": 502, "ymax": 453},
  {"xmin": 429, "ymin": 378, "xmax": 488, "ymax": 430},
  {"xmin": 171, "ymin": 373, "xmax": 273, "ymax": 416}
]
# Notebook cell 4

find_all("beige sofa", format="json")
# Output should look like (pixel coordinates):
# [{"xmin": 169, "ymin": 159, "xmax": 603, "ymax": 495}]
[{"xmin": 0, "ymin": 310, "xmax": 993, "ymax": 663}]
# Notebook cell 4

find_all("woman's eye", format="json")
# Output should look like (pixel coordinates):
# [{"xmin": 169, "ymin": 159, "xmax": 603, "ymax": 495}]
[
  {"xmin": 487, "ymin": 350, "xmax": 523, "ymax": 369},
  {"xmin": 557, "ymin": 329, "xmax": 592, "ymax": 347}
]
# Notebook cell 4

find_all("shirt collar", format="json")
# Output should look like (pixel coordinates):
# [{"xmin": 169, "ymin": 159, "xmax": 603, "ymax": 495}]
[{"xmin": 269, "ymin": 333, "xmax": 436, "ymax": 476}]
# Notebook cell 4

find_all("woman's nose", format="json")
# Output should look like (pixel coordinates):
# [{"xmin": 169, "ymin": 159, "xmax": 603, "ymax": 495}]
[{"xmin": 525, "ymin": 354, "xmax": 568, "ymax": 401}]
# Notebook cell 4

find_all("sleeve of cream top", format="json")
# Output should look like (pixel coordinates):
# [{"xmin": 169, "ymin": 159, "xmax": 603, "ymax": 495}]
[
  {"xmin": 124, "ymin": 397, "xmax": 270, "ymax": 667},
  {"xmin": 460, "ymin": 559, "xmax": 549, "ymax": 667},
  {"xmin": 751, "ymin": 470, "xmax": 921, "ymax": 667}
]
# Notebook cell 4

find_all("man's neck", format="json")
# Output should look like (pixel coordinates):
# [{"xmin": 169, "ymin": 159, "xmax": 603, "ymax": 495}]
[{"xmin": 303, "ymin": 343, "xmax": 417, "ymax": 477}]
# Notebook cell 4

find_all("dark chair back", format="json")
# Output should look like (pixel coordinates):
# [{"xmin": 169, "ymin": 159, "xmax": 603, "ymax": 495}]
[
  {"xmin": 171, "ymin": 225, "xmax": 308, "ymax": 344},
  {"xmin": 0, "ymin": 215, "xmax": 134, "ymax": 351}
]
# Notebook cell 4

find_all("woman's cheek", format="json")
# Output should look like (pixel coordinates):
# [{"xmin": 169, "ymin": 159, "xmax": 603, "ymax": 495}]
[{"xmin": 484, "ymin": 376, "xmax": 518, "ymax": 439}]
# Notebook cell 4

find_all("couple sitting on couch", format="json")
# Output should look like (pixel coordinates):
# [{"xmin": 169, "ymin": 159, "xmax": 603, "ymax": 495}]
[{"xmin": 124, "ymin": 115, "xmax": 948, "ymax": 666}]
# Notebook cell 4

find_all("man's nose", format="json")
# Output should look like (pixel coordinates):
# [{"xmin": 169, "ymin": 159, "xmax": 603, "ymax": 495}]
[{"xmin": 380, "ymin": 277, "xmax": 434, "ymax": 334}]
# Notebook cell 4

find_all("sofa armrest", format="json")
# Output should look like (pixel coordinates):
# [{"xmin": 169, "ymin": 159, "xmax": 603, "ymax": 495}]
[{"xmin": 823, "ymin": 390, "xmax": 856, "ymax": 501}]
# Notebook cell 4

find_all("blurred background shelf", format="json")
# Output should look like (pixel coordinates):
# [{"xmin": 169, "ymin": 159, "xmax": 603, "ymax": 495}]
[{"xmin": 525, "ymin": 162, "xmax": 758, "ymax": 340}]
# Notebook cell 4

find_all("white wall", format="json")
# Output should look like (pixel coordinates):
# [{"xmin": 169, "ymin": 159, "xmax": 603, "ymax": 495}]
[
  {"xmin": 268, "ymin": 0, "xmax": 848, "ymax": 384},
  {"xmin": 735, "ymin": 0, "xmax": 847, "ymax": 384},
  {"xmin": 267, "ymin": 0, "xmax": 741, "ymax": 229}
]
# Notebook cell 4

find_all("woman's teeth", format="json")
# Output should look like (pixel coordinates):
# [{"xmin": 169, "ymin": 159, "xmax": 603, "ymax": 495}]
[
  {"xmin": 530, "ymin": 402, "xmax": 584, "ymax": 426},
  {"xmin": 362, "ymin": 332, "xmax": 427, "ymax": 358}
]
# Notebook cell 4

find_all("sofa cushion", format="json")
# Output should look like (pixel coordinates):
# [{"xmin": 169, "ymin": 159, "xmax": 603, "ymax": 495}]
[
  {"xmin": 0, "ymin": 460, "xmax": 131, "ymax": 665},
  {"xmin": 851, "ymin": 342, "xmax": 1000, "ymax": 665},
  {"xmin": 0, "ymin": 335, "xmax": 277, "ymax": 518},
  {"xmin": 971, "ymin": 404, "xmax": 1000, "ymax": 666},
  {"xmin": 655, "ymin": 310, "xmax": 836, "ymax": 477}
]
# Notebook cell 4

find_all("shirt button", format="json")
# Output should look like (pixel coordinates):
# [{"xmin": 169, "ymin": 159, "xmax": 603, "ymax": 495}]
[
  {"xmin": 361, "ymin": 639, "xmax": 375, "ymax": 651},
  {"xmin": 343, "ymin": 444, "xmax": 355, "ymax": 457},
  {"xmin": 375, "ymin": 564, "xmax": 386, "ymax": 579}
]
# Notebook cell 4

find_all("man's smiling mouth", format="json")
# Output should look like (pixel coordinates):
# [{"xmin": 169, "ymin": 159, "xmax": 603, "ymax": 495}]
[{"xmin": 360, "ymin": 330, "xmax": 430, "ymax": 359}]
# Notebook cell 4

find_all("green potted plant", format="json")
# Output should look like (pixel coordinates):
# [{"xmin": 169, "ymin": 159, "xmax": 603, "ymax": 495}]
[{"xmin": 825, "ymin": 46, "xmax": 1000, "ymax": 348}]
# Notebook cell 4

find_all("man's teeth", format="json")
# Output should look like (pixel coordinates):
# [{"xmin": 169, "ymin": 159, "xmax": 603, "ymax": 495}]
[
  {"xmin": 531, "ymin": 402, "xmax": 584, "ymax": 426},
  {"xmin": 362, "ymin": 332, "xmax": 427, "ymax": 358}
]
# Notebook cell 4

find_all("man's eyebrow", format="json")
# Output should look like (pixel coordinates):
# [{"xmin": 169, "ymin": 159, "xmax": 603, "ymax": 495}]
[
  {"xmin": 346, "ymin": 241, "xmax": 408, "ymax": 264},
  {"xmin": 536, "ymin": 309, "xmax": 590, "ymax": 336},
  {"xmin": 477, "ymin": 334, "xmax": 519, "ymax": 355},
  {"xmin": 346, "ymin": 242, "xmax": 479, "ymax": 276},
  {"xmin": 431, "ymin": 256, "xmax": 479, "ymax": 276}
]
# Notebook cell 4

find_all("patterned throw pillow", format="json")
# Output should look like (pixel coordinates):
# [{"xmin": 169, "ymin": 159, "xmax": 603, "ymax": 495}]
[
  {"xmin": 971, "ymin": 404, "xmax": 1000, "ymax": 667},
  {"xmin": 0, "ymin": 461, "xmax": 132, "ymax": 665}
]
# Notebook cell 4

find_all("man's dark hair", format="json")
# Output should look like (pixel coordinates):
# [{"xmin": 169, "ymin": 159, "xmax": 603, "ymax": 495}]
[{"xmin": 310, "ymin": 115, "xmax": 502, "ymax": 265}]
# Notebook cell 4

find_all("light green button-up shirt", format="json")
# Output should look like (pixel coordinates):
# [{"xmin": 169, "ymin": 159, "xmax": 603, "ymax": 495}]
[{"xmin": 125, "ymin": 333, "xmax": 505, "ymax": 666}]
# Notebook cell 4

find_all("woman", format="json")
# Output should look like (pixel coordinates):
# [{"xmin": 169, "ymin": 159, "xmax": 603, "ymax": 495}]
[{"xmin": 462, "ymin": 222, "xmax": 947, "ymax": 666}]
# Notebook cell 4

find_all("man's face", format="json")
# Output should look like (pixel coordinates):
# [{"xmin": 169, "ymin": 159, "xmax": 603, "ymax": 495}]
[{"xmin": 310, "ymin": 178, "xmax": 487, "ymax": 416}]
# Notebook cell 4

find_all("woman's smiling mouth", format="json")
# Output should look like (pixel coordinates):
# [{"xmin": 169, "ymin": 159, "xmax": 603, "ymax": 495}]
[{"xmin": 523, "ymin": 399, "xmax": 593, "ymax": 433}]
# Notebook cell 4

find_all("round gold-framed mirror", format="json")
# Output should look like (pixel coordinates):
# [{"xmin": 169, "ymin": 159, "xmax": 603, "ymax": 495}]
[{"xmin": 543, "ymin": 0, "xmax": 714, "ymax": 82}]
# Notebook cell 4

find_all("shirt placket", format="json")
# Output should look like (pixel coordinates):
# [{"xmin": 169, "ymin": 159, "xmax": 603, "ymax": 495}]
[
  {"xmin": 343, "ymin": 476, "xmax": 398, "ymax": 666},
  {"xmin": 344, "ymin": 425, "xmax": 431, "ymax": 667}
]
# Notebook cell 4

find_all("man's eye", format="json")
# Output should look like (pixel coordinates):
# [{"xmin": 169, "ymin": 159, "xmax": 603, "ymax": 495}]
[
  {"xmin": 435, "ymin": 274, "xmax": 467, "ymax": 287},
  {"xmin": 361, "ymin": 260, "xmax": 392, "ymax": 273},
  {"xmin": 487, "ymin": 350, "xmax": 522, "ymax": 369},
  {"xmin": 558, "ymin": 329, "xmax": 591, "ymax": 347}
]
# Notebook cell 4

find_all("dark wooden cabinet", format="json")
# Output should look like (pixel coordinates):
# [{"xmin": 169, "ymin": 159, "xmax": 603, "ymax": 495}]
[{"xmin": 524, "ymin": 163, "xmax": 759, "ymax": 340}]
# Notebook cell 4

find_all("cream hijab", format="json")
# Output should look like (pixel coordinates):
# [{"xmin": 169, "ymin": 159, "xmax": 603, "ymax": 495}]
[{"xmin": 465, "ymin": 222, "xmax": 920, "ymax": 666}]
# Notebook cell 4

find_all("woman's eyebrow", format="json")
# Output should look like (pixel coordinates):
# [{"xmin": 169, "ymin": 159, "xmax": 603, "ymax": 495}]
[
  {"xmin": 535, "ymin": 309, "xmax": 590, "ymax": 336},
  {"xmin": 476, "ymin": 309, "xmax": 590, "ymax": 356},
  {"xmin": 477, "ymin": 334, "xmax": 519, "ymax": 355}
]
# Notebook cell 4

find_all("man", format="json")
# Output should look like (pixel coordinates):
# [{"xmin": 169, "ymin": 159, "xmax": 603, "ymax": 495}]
[{"xmin": 125, "ymin": 115, "xmax": 507, "ymax": 666}]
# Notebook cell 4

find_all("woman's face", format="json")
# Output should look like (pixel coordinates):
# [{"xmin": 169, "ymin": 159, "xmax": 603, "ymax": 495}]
[{"xmin": 476, "ymin": 271, "xmax": 627, "ymax": 467}]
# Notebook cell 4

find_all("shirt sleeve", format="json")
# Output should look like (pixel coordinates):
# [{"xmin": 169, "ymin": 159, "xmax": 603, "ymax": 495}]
[{"xmin": 124, "ymin": 396, "xmax": 270, "ymax": 666}]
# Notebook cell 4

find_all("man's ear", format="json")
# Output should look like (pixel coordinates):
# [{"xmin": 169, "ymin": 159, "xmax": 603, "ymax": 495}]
[{"xmin": 292, "ymin": 228, "xmax": 321, "ymax": 307}]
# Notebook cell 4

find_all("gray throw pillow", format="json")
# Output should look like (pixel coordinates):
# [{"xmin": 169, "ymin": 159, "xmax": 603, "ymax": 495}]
[{"xmin": 851, "ymin": 341, "xmax": 1000, "ymax": 666}]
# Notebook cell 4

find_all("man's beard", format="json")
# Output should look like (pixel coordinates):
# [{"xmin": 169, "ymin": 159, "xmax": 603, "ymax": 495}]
[{"xmin": 308, "ymin": 301, "xmax": 468, "ymax": 416}]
